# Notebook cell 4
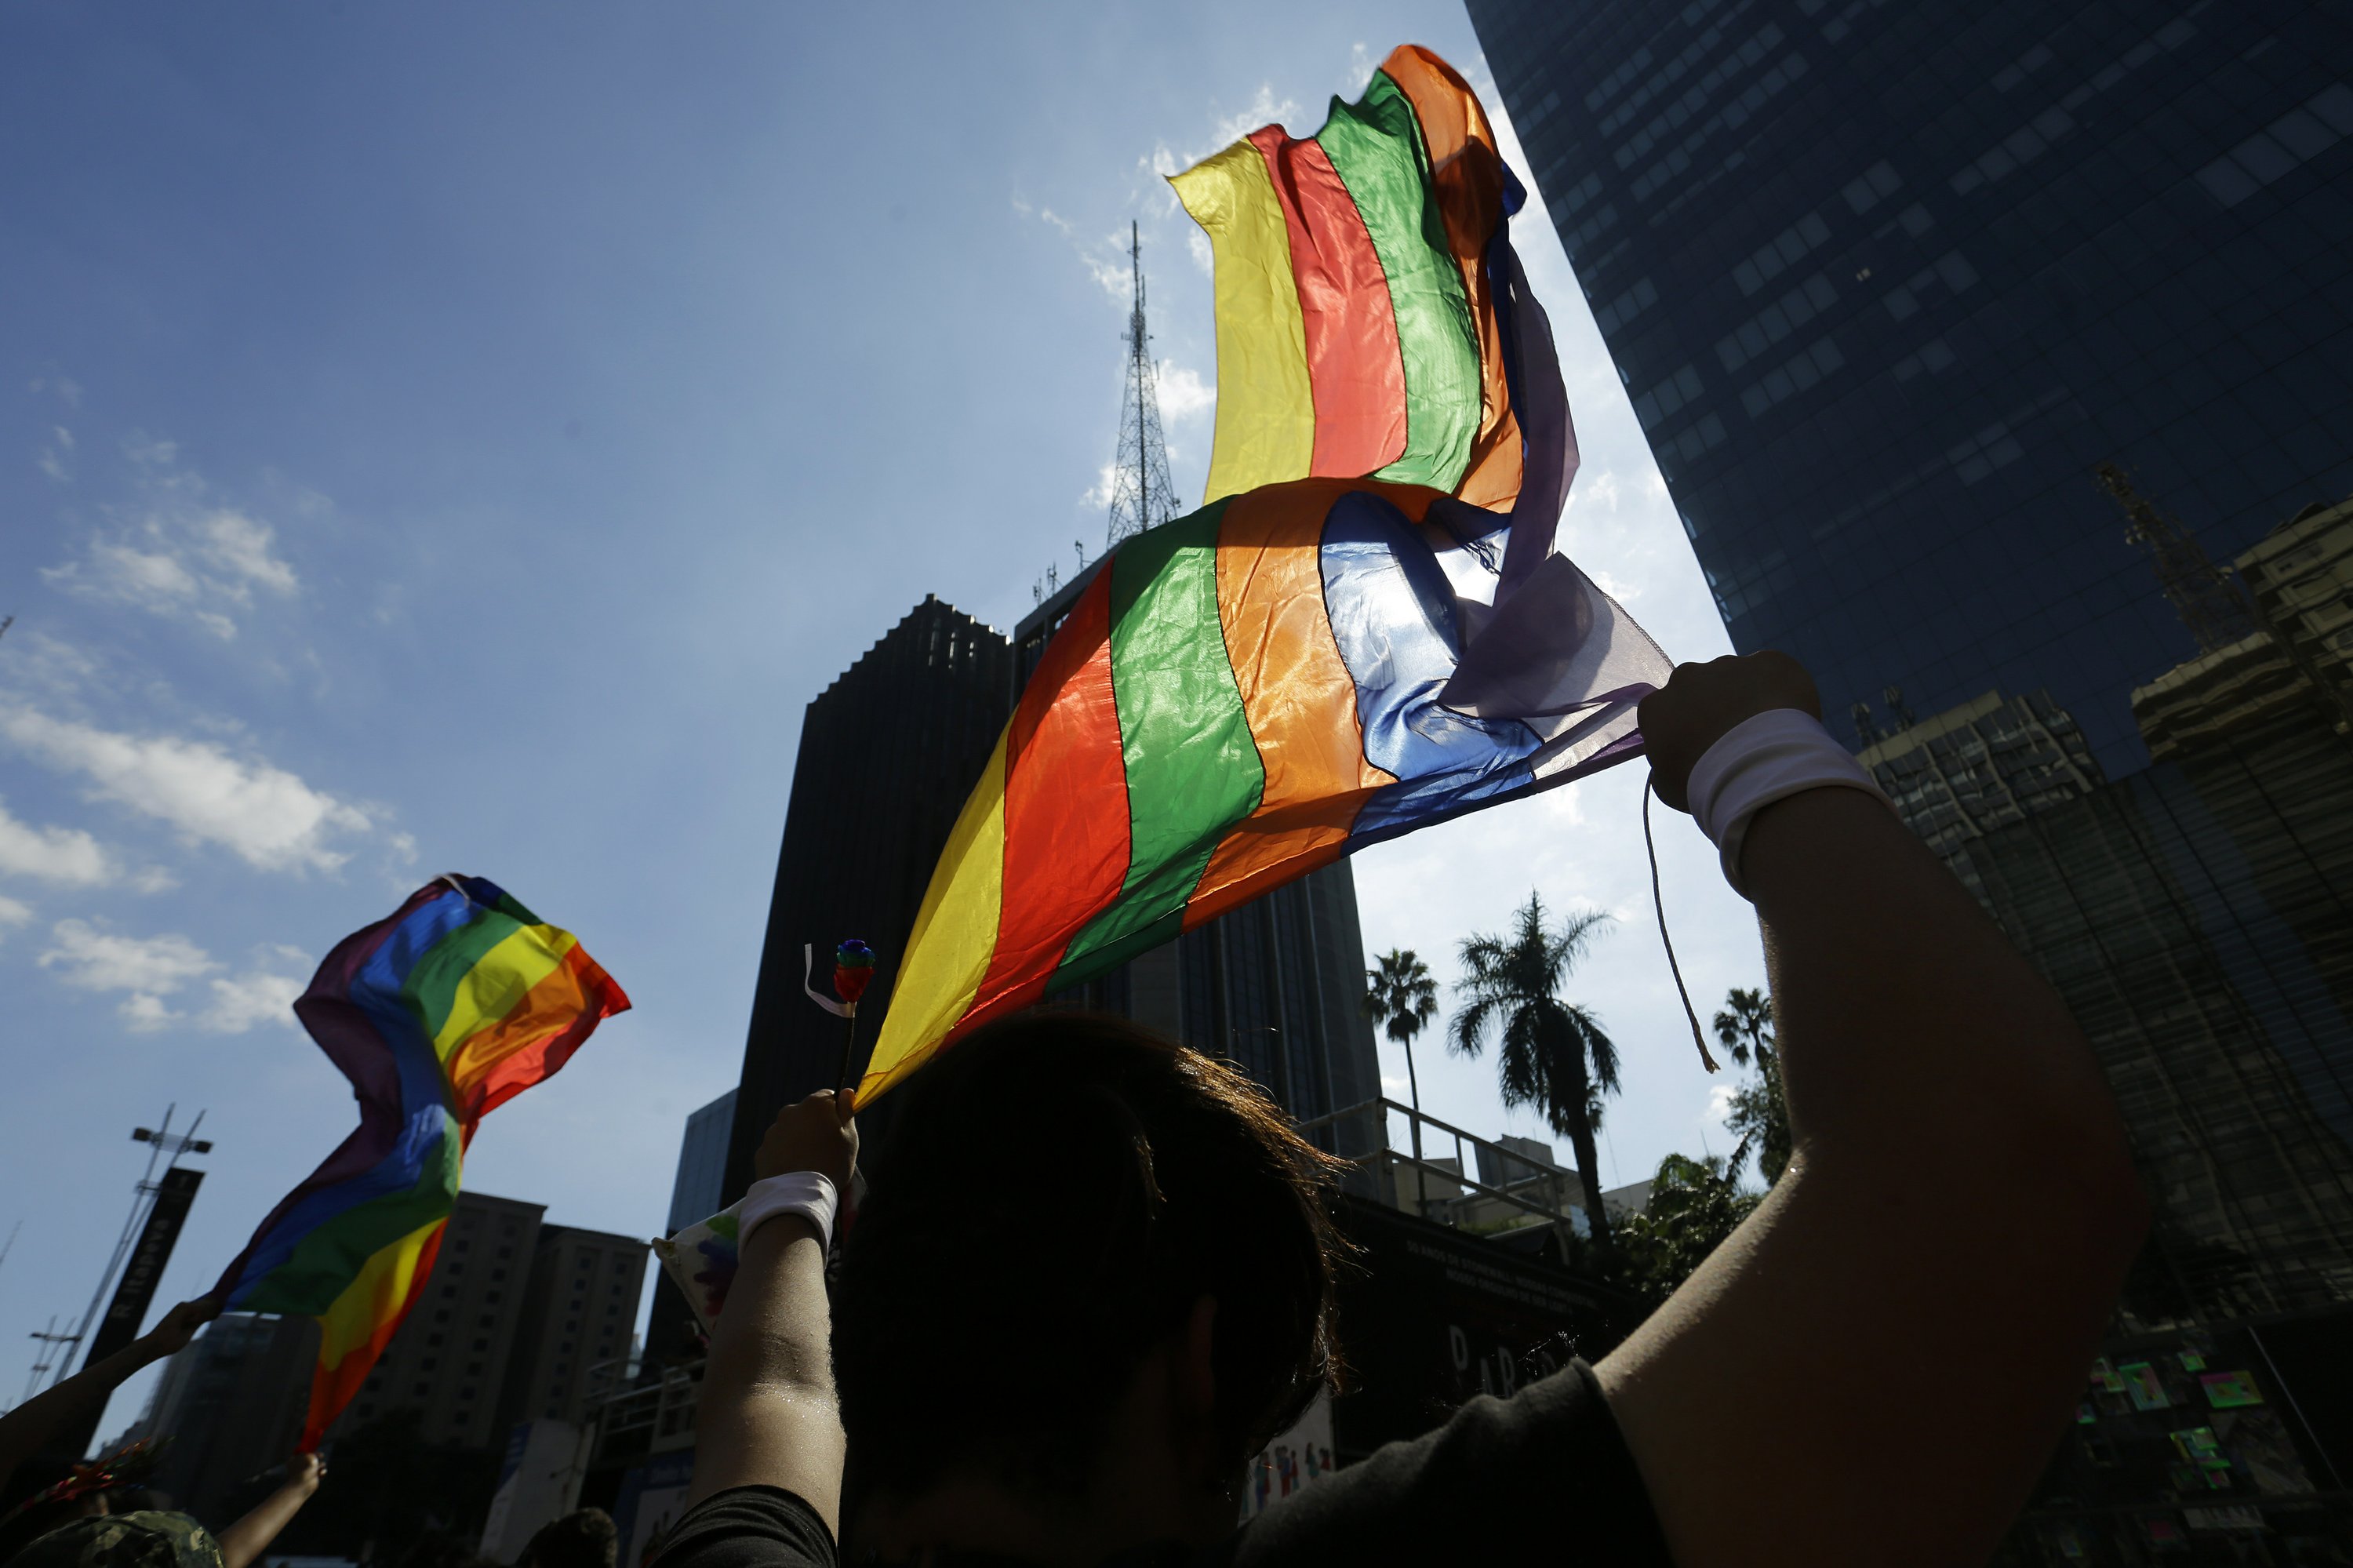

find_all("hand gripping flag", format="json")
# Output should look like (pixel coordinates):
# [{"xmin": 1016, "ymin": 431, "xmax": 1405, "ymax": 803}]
[
  {"xmin": 855, "ymin": 47, "xmax": 1671, "ymax": 1104},
  {"xmin": 215, "ymin": 876, "xmax": 629, "ymax": 1447}
]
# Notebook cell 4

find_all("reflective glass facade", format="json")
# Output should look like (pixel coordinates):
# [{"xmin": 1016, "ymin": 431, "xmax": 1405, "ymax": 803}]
[
  {"xmin": 1471, "ymin": 0, "xmax": 2353, "ymax": 770},
  {"xmin": 1471, "ymin": 0, "xmax": 2353, "ymax": 1547}
]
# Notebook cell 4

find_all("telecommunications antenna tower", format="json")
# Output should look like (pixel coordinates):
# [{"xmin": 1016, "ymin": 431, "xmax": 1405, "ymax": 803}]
[{"xmin": 1105, "ymin": 221, "xmax": 1180, "ymax": 549}]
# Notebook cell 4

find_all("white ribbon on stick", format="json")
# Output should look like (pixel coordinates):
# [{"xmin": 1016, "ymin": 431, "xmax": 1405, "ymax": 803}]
[{"xmin": 803, "ymin": 944, "xmax": 853, "ymax": 1019}]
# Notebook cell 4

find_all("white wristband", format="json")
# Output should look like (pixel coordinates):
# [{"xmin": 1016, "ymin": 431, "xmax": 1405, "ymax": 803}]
[
  {"xmin": 1686, "ymin": 708, "xmax": 1893, "ymax": 898},
  {"xmin": 737, "ymin": 1171, "xmax": 839, "ymax": 1252}
]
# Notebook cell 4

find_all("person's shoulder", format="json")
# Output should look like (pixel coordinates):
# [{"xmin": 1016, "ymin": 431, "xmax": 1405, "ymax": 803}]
[
  {"xmin": 13, "ymin": 1511, "xmax": 220, "ymax": 1568},
  {"xmin": 1222, "ymin": 1361, "xmax": 1671, "ymax": 1566},
  {"xmin": 652, "ymin": 1486, "xmax": 835, "ymax": 1568}
]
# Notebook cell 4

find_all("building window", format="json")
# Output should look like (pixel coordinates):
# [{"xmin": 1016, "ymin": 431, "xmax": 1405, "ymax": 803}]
[
  {"xmin": 460, "ymin": 1387, "xmax": 477, "ymax": 1401},
  {"xmin": 413, "ymin": 1382, "xmax": 431, "ymax": 1397},
  {"xmin": 491, "ymin": 1269, "xmax": 506, "ymax": 1282},
  {"xmin": 427, "ymin": 1333, "xmax": 444, "ymax": 1348},
  {"xmin": 486, "ymin": 1291, "xmax": 500, "ymax": 1304},
  {"xmin": 473, "ymin": 1338, "xmax": 489, "ymax": 1352},
  {"xmin": 420, "ymin": 1359, "xmax": 438, "ymax": 1372},
  {"xmin": 453, "ymin": 1239, "xmax": 471, "ymax": 1253}
]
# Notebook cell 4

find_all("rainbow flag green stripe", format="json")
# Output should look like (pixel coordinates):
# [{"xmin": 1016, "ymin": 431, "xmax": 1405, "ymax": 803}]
[
  {"xmin": 1172, "ymin": 45, "xmax": 1522, "ymax": 509},
  {"xmin": 1315, "ymin": 70, "xmax": 1480, "ymax": 490},
  {"xmin": 1060, "ymin": 500, "xmax": 1260, "ymax": 974}
]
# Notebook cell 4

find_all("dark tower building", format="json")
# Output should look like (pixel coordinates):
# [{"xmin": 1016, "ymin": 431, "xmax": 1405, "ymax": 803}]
[
  {"xmin": 722, "ymin": 586, "xmax": 1386, "ymax": 1204},
  {"xmin": 1470, "ymin": 0, "xmax": 2353, "ymax": 1547},
  {"xmin": 721, "ymin": 595, "xmax": 1013, "ymax": 1206}
]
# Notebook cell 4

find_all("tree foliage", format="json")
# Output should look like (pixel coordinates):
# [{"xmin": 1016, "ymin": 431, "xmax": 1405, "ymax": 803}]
[
  {"xmin": 1452, "ymin": 893, "xmax": 1621, "ymax": 1250},
  {"xmin": 1715, "ymin": 985, "xmax": 1791, "ymax": 1185},
  {"xmin": 1364, "ymin": 949, "xmax": 1437, "ymax": 1050},
  {"xmin": 1608, "ymin": 1146, "xmax": 1762, "ymax": 1311}
]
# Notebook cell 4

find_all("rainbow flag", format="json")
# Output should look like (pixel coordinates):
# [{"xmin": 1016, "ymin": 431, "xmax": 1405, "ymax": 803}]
[
  {"xmin": 216, "ymin": 876, "xmax": 628, "ymax": 1447},
  {"xmin": 856, "ymin": 47, "xmax": 1665, "ymax": 1102},
  {"xmin": 859, "ymin": 478, "xmax": 1668, "ymax": 1103},
  {"xmin": 1173, "ymin": 45, "xmax": 1524, "ymax": 511}
]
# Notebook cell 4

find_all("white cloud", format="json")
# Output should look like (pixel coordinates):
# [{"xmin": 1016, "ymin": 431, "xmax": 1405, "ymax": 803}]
[
  {"xmin": 38, "ymin": 426, "xmax": 73, "ymax": 483},
  {"xmin": 198, "ymin": 511, "xmax": 299, "ymax": 595},
  {"xmin": 40, "ymin": 919, "xmax": 216, "ymax": 1009},
  {"xmin": 0, "ymin": 704, "xmax": 374, "ymax": 873},
  {"xmin": 1209, "ymin": 84, "xmax": 1302, "ymax": 148},
  {"xmin": 35, "ymin": 919, "xmax": 304, "ymax": 1032},
  {"xmin": 1078, "ymin": 460, "xmax": 1118, "ymax": 514},
  {"xmin": 1155, "ymin": 361, "xmax": 1214, "ymax": 424},
  {"xmin": 0, "ymin": 799, "xmax": 116, "ymax": 886},
  {"xmin": 198, "ymin": 966, "xmax": 306, "ymax": 1033},
  {"xmin": 1704, "ymin": 1082, "xmax": 1738, "ymax": 1127},
  {"xmin": 39, "ymin": 438, "xmax": 300, "ymax": 638},
  {"xmin": 1187, "ymin": 230, "xmax": 1214, "ymax": 278},
  {"xmin": 0, "ymin": 893, "xmax": 31, "ymax": 937}
]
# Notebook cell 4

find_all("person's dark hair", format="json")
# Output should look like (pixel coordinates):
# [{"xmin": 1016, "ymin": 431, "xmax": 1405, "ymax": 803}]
[
  {"xmin": 518, "ymin": 1508, "xmax": 616, "ymax": 1568},
  {"xmin": 835, "ymin": 1010, "xmax": 1349, "ymax": 1512}
]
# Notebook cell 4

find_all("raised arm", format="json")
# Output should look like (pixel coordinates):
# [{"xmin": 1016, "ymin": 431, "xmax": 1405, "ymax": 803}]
[
  {"xmin": 685, "ymin": 1090, "xmax": 857, "ymax": 1533},
  {"xmin": 1599, "ymin": 653, "xmax": 2148, "ymax": 1567},
  {"xmin": 0, "ymin": 1296, "xmax": 218, "ymax": 1475},
  {"xmin": 216, "ymin": 1451, "xmax": 324, "ymax": 1568}
]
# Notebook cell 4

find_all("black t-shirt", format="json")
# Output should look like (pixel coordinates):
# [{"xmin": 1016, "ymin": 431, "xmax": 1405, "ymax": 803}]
[{"xmin": 654, "ymin": 1360, "xmax": 1669, "ymax": 1568}]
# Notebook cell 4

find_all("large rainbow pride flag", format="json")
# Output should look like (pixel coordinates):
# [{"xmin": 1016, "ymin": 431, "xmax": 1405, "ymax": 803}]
[{"xmin": 216, "ymin": 876, "xmax": 628, "ymax": 1446}]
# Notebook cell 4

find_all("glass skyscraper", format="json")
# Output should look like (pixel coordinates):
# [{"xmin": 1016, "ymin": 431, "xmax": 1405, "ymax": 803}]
[
  {"xmin": 1472, "ymin": 0, "xmax": 2350, "ymax": 767},
  {"xmin": 1471, "ymin": 0, "xmax": 2353, "ymax": 1551}
]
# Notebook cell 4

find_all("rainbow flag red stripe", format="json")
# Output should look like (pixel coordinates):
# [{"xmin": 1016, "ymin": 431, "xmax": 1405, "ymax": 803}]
[
  {"xmin": 1173, "ymin": 45, "xmax": 1522, "ymax": 509},
  {"xmin": 216, "ymin": 876, "xmax": 627, "ymax": 1446}
]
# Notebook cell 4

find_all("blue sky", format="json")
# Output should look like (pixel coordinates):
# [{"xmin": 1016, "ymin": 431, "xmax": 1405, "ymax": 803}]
[{"xmin": 0, "ymin": 2, "xmax": 1759, "ymax": 1437}]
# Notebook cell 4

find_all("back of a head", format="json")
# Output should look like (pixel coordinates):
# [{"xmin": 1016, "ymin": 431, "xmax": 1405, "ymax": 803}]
[
  {"xmin": 835, "ymin": 1012, "xmax": 1346, "ymax": 1514},
  {"xmin": 517, "ymin": 1508, "xmax": 616, "ymax": 1568}
]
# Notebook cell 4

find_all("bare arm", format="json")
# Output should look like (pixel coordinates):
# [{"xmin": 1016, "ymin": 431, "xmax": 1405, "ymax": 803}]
[
  {"xmin": 1599, "ymin": 653, "xmax": 2148, "ymax": 1568},
  {"xmin": 216, "ymin": 1451, "xmax": 322, "ymax": 1568},
  {"xmin": 0, "ymin": 1297, "xmax": 217, "ymax": 1475},
  {"xmin": 686, "ymin": 1090, "xmax": 857, "ymax": 1534}
]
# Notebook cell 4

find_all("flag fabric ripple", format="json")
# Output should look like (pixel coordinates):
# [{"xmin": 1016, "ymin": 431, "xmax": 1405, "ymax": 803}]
[
  {"xmin": 215, "ymin": 875, "xmax": 629, "ymax": 1448},
  {"xmin": 860, "ymin": 479, "xmax": 1670, "ymax": 1104},
  {"xmin": 1173, "ymin": 45, "xmax": 1526, "ymax": 511}
]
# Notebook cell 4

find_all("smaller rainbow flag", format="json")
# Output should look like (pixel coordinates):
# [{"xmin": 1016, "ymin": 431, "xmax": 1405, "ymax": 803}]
[{"xmin": 216, "ymin": 876, "xmax": 628, "ymax": 1447}]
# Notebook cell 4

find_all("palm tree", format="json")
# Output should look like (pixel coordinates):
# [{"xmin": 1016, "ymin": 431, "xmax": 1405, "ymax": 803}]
[
  {"xmin": 1714, "ymin": 987, "xmax": 1791, "ymax": 1184},
  {"xmin": 1451, "ymin": 893, "xmax": 1622, "ymax": 1251},
  {"xmin": 1366, "ymin": 949, "xmax": 1438, "ymax": 1210}
]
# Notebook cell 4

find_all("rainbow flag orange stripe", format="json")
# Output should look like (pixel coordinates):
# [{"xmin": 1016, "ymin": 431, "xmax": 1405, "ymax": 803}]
[
  {"xmin": 216, "ymin": 876, "xmax": 628, "ymax": 1447},
  {"xmin": 1173, "ymin": 45, "xmax": 1522, "ymax": 510}
]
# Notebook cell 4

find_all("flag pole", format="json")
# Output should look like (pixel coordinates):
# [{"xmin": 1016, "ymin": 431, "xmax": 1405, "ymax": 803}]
[{"xmin": 834, "ymin": 1006, "xmax": 859, "ymax": 1097}]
